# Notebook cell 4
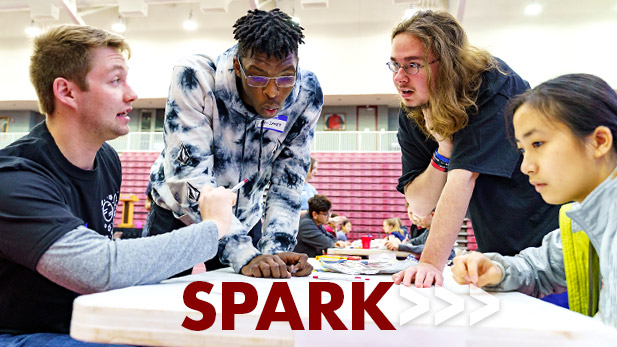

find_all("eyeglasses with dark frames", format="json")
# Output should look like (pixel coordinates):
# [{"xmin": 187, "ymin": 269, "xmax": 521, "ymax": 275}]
[
  {"xmin": 386, "ymin": 58, "xmax": 439, "ymax": 75},
  {"xmin": 237, "ymin": 59, "xmax": 296, "ymax": 88}
]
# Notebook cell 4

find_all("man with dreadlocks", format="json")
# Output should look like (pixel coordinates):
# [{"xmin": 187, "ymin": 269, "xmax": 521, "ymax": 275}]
[
  {"xmin": 388, "ymin": 11, "xmax": 559, "ymax": 288},
  {"xmin": 148, "ymin": 8, "xmax": 322, "ymax": 278}
]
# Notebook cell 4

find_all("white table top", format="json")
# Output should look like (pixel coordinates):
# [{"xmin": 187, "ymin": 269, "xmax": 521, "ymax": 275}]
[{"xmin": 70, "ymin": 261, "xmax": 617, "ymax": 347}]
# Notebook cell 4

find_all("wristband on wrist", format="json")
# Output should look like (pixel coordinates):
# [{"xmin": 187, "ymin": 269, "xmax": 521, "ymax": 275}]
[
  {"xmin": 433, "ymin": 149, "xmax": 450, "ymax": 164},
  {"xmin": 430, "ymin": 158, "xmax": 447, "ymax": 172},
  {"xmin": 432, "ymin": 154, "xmax": 449, "ymax": 168}
]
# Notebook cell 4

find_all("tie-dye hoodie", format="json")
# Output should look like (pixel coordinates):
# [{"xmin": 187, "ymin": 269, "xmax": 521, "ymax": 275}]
[{"xmin": 150, "ymin": 45, "xmax": 323, "ymax": 272}]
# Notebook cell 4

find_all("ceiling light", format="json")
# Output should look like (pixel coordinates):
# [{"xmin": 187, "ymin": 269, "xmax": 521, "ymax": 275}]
[
  {"xmin": 112, "ymin": 16, "xmax": 127, "ymax": 33},
  {"xmin": 25, "ymin": 20, "xmax": 42, "ymax": 38},
  {"xmin": 183, "ymin": 19, "xmax": 198, "ymax": 31},
  {"xmin": 403, "ymin": 7, "xmax": 418, "ymax": 19},
  {"xmin": 183, "ymin": 10, "xmax": 198, "ymax": 31},
  {"xmin": 524, "ymin": 1, "xmax": 542, "ymax": 16},
  {"xmin": 291, "ymin": 16, "xmax": 301, "ymax": 24}
]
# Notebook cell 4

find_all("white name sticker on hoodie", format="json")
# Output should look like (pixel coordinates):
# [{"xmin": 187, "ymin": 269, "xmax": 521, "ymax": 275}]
[{"xmin": 263, "ymin": 115, "xmax": 288, "ymax": 133}]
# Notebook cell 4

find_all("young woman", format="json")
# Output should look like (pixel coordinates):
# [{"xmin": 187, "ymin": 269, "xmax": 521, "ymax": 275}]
[
  {"xmin": 337, "ymin": 219, "xmax": 352, "ymax": 242},
  {"xmin": 451, "ymin": 73, "xmax": 617, "ymax": 328}
]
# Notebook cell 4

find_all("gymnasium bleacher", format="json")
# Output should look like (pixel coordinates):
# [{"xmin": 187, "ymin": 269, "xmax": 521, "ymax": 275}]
[
  {"xmin": 114, "ymin": 151, "xmax": 159, "ymax": 228},
  {"xmin": 309, "ymin": 152, "xmax": 408, "ymax": 240},
  {"xmin": 114, "ymin": 151, "xmax": 476, "ymax": 251}
]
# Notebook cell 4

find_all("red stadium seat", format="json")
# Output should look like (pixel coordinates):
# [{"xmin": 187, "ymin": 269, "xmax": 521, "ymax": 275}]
[{"xmin": 115, "ymin": 152, "xmax": 158, "ymax": 227}]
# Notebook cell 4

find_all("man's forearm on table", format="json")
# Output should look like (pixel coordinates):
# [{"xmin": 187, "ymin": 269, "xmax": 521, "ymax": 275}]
[{"xmin": 418, "ymin": 169, "xmax": 477, "ymax": 270}]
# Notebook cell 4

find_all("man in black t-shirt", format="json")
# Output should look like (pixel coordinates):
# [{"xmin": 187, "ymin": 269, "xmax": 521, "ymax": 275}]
[
  {"xmin": 0, "ymin": 25, "xmax": 237, "ymax": 345},
  {"xmin": 388, "ymin": 11, "xmax": 559, "ymax": 288}
]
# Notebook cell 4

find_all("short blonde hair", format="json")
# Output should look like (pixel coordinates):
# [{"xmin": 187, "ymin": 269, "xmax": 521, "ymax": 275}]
[
  {"xmin": 29, "ymin": 24, "xmax": 130, "ymax": 116},
  {"xmin": 384, "ymin": 218, "xmax": 403, "ymax": 233}
]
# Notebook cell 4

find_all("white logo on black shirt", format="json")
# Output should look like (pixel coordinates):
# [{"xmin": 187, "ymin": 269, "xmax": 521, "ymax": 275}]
[{"xmin": 102, "ymin": 193, "xmax": 118, "ymax": 236}]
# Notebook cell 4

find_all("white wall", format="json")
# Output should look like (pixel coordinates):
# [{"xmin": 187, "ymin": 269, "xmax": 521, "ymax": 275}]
[
  {"xmin": 465, "ymin": 19, "xmax": 617, "ymax": 88},
  {"xmin": 1, "ymin": 13, "xmax": 616, "ymax": 104}
]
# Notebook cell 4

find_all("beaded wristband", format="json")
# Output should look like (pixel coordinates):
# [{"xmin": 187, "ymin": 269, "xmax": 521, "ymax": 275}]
[
  {"xmin": 430, "ymin": 158, "xmax": 447, "ymax": 172},
  {"xmin": 432, "ymin": 154, "xmax": 449, "ymax": 169},
  {"xmin": 433, "ymin": 149, "xmax": 450, "ymax": 164}
]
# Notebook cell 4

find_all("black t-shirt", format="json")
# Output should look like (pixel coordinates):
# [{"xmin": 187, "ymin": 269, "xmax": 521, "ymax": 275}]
[
  {"xmin": 0, "ymin": 122, "xmax": 121, "ymax": 334},
  {"xmin": 396, "ymin": 58, "xmax": 559, "ymax": 256}
]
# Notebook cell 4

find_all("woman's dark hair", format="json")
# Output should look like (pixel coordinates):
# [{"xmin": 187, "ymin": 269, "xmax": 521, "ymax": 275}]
[
  {"xmin": 233, "ymin": 8, "xmax": 304, "ymax": 60},
  {"xmin": 507, "ymin": 73, "xmax": 617, "ymax": 151}
]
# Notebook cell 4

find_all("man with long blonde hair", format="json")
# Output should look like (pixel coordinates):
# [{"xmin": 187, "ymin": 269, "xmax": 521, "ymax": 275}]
[{"xmin": 389, "ymin": 10, "xmax": 559, "ymax": 288}]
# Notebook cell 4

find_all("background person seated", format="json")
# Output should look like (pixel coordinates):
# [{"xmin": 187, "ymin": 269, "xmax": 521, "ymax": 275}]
[
  {"xmin": 337, "ymin": 218, "xmax": 351, "ymax": 242},
  {"xmin": 404, "ymin": 202, "xmax": 425, "ymax": 239},
  {"xmin": 294, "ymin": 195, "xmax": 345, "ymax": 257},
  {"xmin": 382, "ymin": 218, "xmax": 406, "ymax": 241},
  {"xmin": 386, "ymin": 211, "xmax": 455, "ymax": 260},
  {"xmin": 396, "ymin": 217, "xmax": 410, "ymax": 240},
  {"xmin": 324, "ymin": 212, "xmax": 344, "ymax": 238},
  {"xmin": 300, "ymin": 156, "xmax": 318, "ymax": 216}
]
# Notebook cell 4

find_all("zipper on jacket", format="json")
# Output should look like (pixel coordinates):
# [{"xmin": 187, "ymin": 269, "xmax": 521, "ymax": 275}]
[
  {"xmin": 258, "ymin": 120, "xmax": 264, "ymax": 173},
  {"xmin": 588, "ymin": 242, "xmax": 596, "ymax": 317},
  {"xmin": 235, "ymin": 118, "xmax": 248, "ymax": 217}
]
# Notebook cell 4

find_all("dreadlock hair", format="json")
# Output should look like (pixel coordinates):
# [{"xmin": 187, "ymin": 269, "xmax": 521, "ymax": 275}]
[{"xmin": 233, "ymin": 8, "xmax": 304, "ymax": 60}]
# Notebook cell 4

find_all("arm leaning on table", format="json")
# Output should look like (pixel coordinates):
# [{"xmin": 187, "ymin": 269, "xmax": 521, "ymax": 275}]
[
  {"xmin": 403, "ymin": 169, "xmax": 478, "ymax": 287},
  {"xmin": 394, "ymin": 108, "xmax": 480, "ymax": 287},
  {"xmin": 151, "ymin": 54, "xmax": 269, "ymax": 276},
  {"xmin": 244, "ymin": 73, "xmax": 323, "ymax": 276}
]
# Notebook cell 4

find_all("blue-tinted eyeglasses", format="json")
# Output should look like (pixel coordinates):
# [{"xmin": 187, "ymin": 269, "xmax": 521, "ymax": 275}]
[{"xmin": 237, "ymin": 59, "xmax": 296, "ymax": 88}]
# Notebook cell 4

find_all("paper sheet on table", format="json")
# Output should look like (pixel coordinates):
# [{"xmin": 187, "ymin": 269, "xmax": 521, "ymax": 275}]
[{"xmin": 321, "ymin": 258, "xmax": 418, "ymax": 275}]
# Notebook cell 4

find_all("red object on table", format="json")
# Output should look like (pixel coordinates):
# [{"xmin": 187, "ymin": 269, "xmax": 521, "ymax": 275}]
[{"xmin": 361, "ymin": 235, "xmax": 372, "ymax": 249}]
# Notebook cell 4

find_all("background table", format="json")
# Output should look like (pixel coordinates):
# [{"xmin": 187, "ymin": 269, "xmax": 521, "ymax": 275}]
[{"xmin": 71, "ymin": 262, "xmax": 617, "ymax": 347}]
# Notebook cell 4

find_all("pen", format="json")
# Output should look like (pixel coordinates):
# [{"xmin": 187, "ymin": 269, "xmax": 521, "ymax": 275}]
[
  {"xmin": 230, "ymin": 179, "xmax": 248, "ymax": 193},
  {"xmin": 312, "ymin": 275, "xmax": 370, "ymax": 281}
]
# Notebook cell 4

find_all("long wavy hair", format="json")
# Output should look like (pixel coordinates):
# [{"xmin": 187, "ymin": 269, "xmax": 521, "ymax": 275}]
[{"xmin": 392, "ymin": 10, "xmax": 497, "ymax": 139}]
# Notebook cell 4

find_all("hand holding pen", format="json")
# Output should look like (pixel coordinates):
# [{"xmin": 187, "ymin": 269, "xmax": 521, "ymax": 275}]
[
  {"xmin": 230, "ymin": 178, "xmax": 248, "ymax": 193},
  {"xmin": 198, "ymin": 184, "xmax": 237, "ymax": 239}
]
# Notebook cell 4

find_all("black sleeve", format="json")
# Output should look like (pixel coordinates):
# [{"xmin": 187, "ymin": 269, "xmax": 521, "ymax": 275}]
[
  {"xmin": 398, "ymin": 243, "xmax": 425, "ymax": 253},
  {"xmin": 0, "ymin": 169, "xmax": 84, "ymax": 270},
  {"xmin": 396, "ymin": 109, "xmax": 437, "ymax": 194},
  {"xmin": 409, "ymin": 230, "xmax": 429, "ymax": 245},
  {"xmin": 448, "ymin": 68, "xmax": 528, "ymax": 177}
]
